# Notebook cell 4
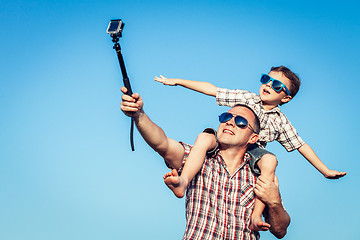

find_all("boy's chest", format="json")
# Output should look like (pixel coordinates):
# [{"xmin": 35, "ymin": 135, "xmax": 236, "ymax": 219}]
[{"xmin": 258, "ymin": 113, "xmax": 282, "ymax": 143}]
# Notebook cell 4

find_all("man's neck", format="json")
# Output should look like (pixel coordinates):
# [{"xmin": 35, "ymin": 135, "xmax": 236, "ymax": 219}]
[{"xmin": 220, "ymin": 146, "xmax": 247, "ymax": 175}]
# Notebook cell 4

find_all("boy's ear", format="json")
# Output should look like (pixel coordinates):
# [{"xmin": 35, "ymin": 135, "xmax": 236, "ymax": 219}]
[
  {"xmin": 248, "ymin": 133, "xmax": 259, "ymax": 145},
  {"xmin": 281, "ymin": 95, "xmax": 292, "ymax": 104}
]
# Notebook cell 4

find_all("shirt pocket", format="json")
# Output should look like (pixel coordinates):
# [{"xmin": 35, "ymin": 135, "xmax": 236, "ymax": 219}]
[{"xmin": 239, "ymin": 181, "xmax": 255, "ymax": 208}]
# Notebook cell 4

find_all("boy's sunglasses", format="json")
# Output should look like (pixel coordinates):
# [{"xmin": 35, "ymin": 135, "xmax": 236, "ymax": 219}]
[
  {"xmin": 219, "ymin": 112, "xmax": 257, "ymax": 133},
  {"xmin": 260, "ymin": 74, "xmax": 290, "ymax": 96}
]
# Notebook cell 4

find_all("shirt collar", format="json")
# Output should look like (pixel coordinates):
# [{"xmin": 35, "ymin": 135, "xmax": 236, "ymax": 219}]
[
  {"xmin": 255, "ymin": 95, "xmax": 281, "ymax": 113},
  {"xmin": 216, "ymin": 151, "xmax": 252, "ymax": 176}
]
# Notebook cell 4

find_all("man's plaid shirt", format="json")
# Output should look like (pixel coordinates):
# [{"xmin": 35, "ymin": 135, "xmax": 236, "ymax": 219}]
[
  {"xmin": 216, "ymin": 88, "xmax": 305, "ymax": 151},
  {"xmin": 179, "ymin": 143, "xmax": 259, "ymax": 240}
]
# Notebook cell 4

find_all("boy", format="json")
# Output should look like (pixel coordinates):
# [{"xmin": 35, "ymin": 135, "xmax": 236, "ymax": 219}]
[{"xmin": 155, "ymin": 66, "xmax": 346, "ymax": 232}]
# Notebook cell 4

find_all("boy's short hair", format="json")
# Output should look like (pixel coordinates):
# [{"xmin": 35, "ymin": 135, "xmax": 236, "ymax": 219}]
[{"xmin": 270, "ymin": 66, "xmax": 301, "ymax": 98}]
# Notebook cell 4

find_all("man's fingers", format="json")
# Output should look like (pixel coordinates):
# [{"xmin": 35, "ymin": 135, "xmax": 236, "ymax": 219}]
[
  {"xmin": 121, "ymin": 101, "xmax": 138, "ymax": 109},
  {"xmin": 121, "ymin": 86, "xmax": 128, "ymax": 94},
  {"xmin": 122, "ymin": 94, "xmax": 135, "ymax": 103},
  {"xmin": 256, "ymin": 177, "xmax": 266, "ymax": 187},
  {"xmin": 260, "ymin": 222, "xmax": 271, "ymax": 231},
  {"xmin": 273, "ymin": 176, "xmax": 279, "ymax": 186},
  {"xmin": 122, "ymin": 92, "xmax": 141, "ymax": 102},
  {"xmin": 131, "ymin": 92, "xmax": 140, "ymax": 100}
]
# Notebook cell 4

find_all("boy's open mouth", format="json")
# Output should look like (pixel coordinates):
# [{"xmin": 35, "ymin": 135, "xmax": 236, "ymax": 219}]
[{"xmin": 263, "ymin": 88, "xmax": 270, "ymax": 95}]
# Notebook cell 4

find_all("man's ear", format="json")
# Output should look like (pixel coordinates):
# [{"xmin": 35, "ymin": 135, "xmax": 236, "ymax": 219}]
[
  {"xmin": 248, "ymin": 133, "xmax": 259, "ymax": 145},
  {"xmin": 281, "ymin": 95, "xmax": 292, "ymax": 104}
]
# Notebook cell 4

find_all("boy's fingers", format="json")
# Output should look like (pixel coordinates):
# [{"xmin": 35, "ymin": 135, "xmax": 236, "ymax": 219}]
[{"xmin": 154, "ymin": 77, "xmax": 163, "ymax": 83}]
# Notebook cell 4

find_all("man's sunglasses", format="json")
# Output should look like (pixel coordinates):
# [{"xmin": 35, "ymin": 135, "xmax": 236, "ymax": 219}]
[
  {"xmin": 260, "ymin": 74, "xmax": 290, "ymax": 96},
  {"xmin": 219, "ymin": 112, "xmax": 257, "ymax": 133}
]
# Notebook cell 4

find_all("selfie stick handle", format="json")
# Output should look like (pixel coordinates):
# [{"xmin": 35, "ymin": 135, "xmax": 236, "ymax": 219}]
[{"xmin": 112, "ymin": 35, "xmax": 135, "ymax": 151}]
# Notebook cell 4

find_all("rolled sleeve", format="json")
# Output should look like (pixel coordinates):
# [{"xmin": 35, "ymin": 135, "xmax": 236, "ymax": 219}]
[{"xmin": 164, "ymin": 142, "xmax": 192, "ymax": 174}]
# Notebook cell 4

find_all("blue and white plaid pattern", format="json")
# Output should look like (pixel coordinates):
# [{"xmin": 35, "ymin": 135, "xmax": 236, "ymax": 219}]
[
  {"xmin": 179, "ymin": 143, "xmax": 259, "ymax": 240},
  {"xmin": 216, "ymin": 88, "xmax": 305, "ymax": 152}
]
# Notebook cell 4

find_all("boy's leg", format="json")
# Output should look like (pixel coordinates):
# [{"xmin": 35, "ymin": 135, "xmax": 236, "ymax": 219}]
[
  {"xmin": 164, "ymin": 131, "xmax": 217, "ymax": 198},
  {"xmin": 250, "ymin": 153, "xmax": 277, "ymax": 231}
]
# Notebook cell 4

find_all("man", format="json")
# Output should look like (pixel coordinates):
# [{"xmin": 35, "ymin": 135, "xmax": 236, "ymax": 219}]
[{"xmin": 120, "ymin": 87, "xmax": 290, "ymax": 239}]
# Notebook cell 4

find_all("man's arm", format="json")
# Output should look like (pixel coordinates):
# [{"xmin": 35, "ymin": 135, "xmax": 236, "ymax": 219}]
[
  {"xmin": 298, "ymin": 143, "xmax": 346, "ymax": 179},
  {"xmin": 254, "ymin": 176, "xmax": 290, "ymax": 239},
  {"xmin": 154, "ymin": 75, "xmax": 218, "ymax": 96},
  {"xmin": 120, "ymin": 87, "xmax": 185, "ymax": 169}
]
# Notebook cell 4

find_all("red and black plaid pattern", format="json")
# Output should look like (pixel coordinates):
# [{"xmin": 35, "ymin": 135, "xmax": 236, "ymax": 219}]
[
  {"xmin": 216, "ymin": 88, "xmax": 305, "ymax": 152},
  {"xmin": 179, "ymin": 143, "xmax": 259, "ymax": 240}
]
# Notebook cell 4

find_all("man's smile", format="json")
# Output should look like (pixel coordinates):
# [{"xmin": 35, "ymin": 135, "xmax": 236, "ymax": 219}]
[{"xmin": 223, "ymin": 128, "xmax": 235, "ymax": 135}]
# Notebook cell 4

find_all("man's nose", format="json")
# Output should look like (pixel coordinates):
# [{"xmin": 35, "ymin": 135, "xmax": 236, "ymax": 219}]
[{"xmin": 226, "ymin": 118, "xmax": 235, "ymax": 126}]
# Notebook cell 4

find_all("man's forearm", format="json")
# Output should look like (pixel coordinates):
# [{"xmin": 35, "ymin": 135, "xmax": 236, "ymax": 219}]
[
  {"xmin": 134, "ymin": 110, "xmax": 185, "ymax": 170},
  {"xmin": 265, "ymin": 202, "xmax": 290, "ymax": 239},
  {"xmin": 255, "ymin": 176, "xmax": 290, "ymax": 238}
]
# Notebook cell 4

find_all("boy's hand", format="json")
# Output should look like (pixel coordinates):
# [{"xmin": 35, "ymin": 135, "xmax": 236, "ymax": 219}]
[
  {"xmin": 154, "ymin": 75, "xmax": 177, "ymax": 86},
  {"xmin": 324, "ymin": 170, "xmax": 347, "ymax": 179}
]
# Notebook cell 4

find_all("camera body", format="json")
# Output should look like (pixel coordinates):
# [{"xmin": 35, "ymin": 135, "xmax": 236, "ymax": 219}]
[{"xmin": 106, "ymin": 19, "xmax": 124, "ymax": 36}]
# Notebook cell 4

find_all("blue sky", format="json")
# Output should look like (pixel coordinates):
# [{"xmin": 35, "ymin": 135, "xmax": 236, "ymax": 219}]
[{"xmin": 1, "ymin": 0, "xmax": 359, "ymax": 239}]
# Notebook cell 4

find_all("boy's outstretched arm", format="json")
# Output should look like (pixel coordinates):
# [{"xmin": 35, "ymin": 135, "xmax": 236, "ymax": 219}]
[
  {"xmin": 154, "ymin": 75, "xmax": 218, "ymax": 97},
  {"xmin": 297, "ymin": 143, "xmax": 347, "ymax": 179}
]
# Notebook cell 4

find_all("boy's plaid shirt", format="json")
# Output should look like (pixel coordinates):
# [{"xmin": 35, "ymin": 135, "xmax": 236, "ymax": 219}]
[
  {"xmin": 179, "ymin": 143, "xmax": 260, "ymax": 240},
  {"xmin": 216, "ymin": 88, "xmax": 305, "ymax": 152}
]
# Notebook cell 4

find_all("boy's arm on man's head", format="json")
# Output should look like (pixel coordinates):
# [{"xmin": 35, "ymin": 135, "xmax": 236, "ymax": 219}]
[{"xmin": 154, "ymin": 75, "xmax": 218, "ymax": 97}]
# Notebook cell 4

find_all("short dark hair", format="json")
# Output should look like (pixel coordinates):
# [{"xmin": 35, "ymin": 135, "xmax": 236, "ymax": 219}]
[
  {"xmin": 270, "ymin": 66, "xmax": 301, "ymax": 98},
  {"xmin": 234, "ymin": 104, "xmax": 260, "ymax": 134}
]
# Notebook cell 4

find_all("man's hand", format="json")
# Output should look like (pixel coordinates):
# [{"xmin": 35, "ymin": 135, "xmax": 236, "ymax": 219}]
[
  {"xmin": 254, "ymin": 176, "xmax": 281, "ymax": 206},
  {"xmin": 154, "ymin": 75, "xmax": 177, "ymax": 86},
  {"xmin": 255, "ymin": 176, "xmax": 290, "ymax": 239},
  {"xmin": 120, "ymin": 87, "xmax": 144, "ymax": 118}
]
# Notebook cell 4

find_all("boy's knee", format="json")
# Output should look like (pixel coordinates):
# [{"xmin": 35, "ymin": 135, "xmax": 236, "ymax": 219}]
[
  {"xmin": 258, "ymin": 154, "xmax": 278, "ymax": 169},
  {"xmin": 262, "ymin": 153, "xmax": 277, "ymax": 162},
  {"xmin": 195, "ymin": 132, "xmax": 217, "ymax": 150},
  {"xmin": 197, "ymin": 132, "xmax": 216, "ymax": 142}
]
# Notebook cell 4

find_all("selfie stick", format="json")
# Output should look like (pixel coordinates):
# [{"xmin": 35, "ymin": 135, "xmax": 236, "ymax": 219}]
[{"xmin": 108, "ymin": 20, "xmax": 135, "ymax": 151}]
